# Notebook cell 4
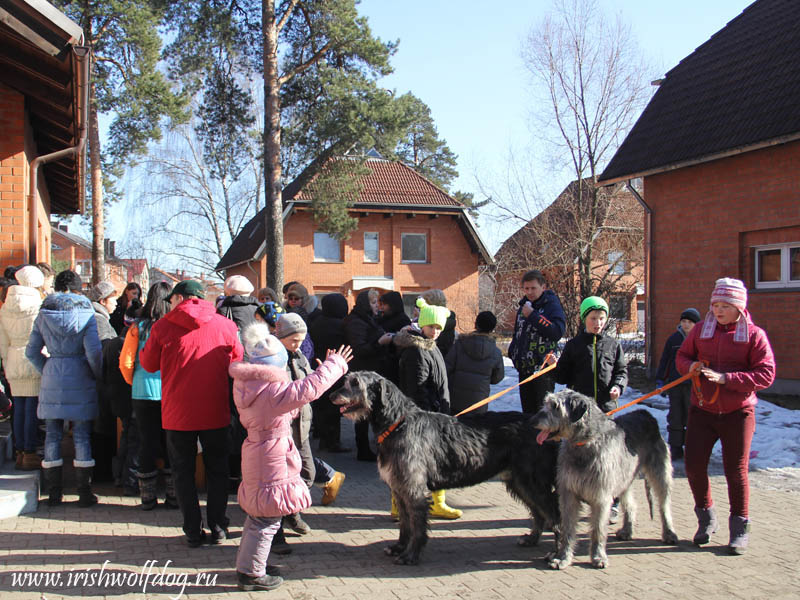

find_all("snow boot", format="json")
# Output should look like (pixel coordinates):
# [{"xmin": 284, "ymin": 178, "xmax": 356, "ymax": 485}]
[
  {"xmin": 137, "ymin": 470, "xmax": 158, "ymax": 511},
  {"xmin": 693, "ymin": 505, "xmax": 717, "ymax": 545},
  {"xmin": 163, "ymin": 468, "xmax": 179, "ymax": 509},
  {"xmin": 75, "ymin": 467, "xmax": 98, "ymax": 508},
  {"xmin": 428, "ymin": 490, "xmax": 462, "ymax": 520},
  {"xmin": 42, "ymin": 466, "xmax": 63, "ymax": 506},
  {"xmin": 728, "ymin": 515, "xmax": 750, "ymax": 555}
]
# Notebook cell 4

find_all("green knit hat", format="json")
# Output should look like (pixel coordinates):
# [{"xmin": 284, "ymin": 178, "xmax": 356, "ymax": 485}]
[
  {"xmin": 580, "ymin": 296, "xmax": 608, "ymax": 321},
  {"xmin": 416, "ymin": 297, "xmax": 449, "ymax": 329}
]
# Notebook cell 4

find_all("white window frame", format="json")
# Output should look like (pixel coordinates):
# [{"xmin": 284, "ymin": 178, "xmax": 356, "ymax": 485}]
[
  {"xmin": 754, "ymin": 242, "xmax": 800, "ymax": 289},
  {"xmin": 401, "ymin": 233, "xmax": 427, "ymax": 263},
  {"xmin": 607, "ymin": 250, "xmax": 625, "ymax": 275},
  {"xmin": 363, "ymin": 232, "xmax": 379, "ymax": 263},
  {"xmin": 313, "ymin": 232, "xmax": 342, "ymax": 263}
]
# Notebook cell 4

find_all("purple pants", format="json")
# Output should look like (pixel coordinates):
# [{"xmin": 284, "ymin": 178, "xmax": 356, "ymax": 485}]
[
  {"xmin": 235, "ymin": 515, "xmax": 282, "ymax": 577},
  {"xmin": 684, "ymin": 405, "xmax": 755, "ymax": 517}
]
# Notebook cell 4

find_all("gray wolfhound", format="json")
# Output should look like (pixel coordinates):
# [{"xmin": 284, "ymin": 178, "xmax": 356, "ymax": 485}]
[
  {"xmin": 530, "ymin": 389, "xmax": 678, "ymax": 570},
  {"xmin": 331, "ymin": 371, "xmax": 560, "ymax": 565}
]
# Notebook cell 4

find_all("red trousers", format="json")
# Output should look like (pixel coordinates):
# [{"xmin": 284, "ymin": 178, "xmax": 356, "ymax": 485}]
[{"xmin": 684, "ymin": 405, "xmax": 755, "ymax": 517}]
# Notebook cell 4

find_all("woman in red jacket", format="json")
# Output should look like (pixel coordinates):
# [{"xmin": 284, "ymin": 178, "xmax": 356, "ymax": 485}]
[{"xmin": 676, "ymin": 278, "xmax": 775, "ymax": 556}]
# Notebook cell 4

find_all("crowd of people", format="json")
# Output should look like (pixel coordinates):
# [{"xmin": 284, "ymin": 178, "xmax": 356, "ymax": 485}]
[{"xmin": 0, "ymin": 263, "xmax": 776, "ymax": 590}]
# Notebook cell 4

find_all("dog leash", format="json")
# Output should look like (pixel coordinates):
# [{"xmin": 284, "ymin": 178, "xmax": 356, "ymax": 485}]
[
  {"xmin": 605, "ymin": 361, "xmax": 715, "ymax": 417},
  {"xmin": 454, "ymin": 353, "xmax": 557, "ymax": 417}
]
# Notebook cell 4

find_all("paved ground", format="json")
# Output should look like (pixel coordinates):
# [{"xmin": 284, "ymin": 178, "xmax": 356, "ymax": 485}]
[{"xmin": 1, "ymin": 423, "xmax": 799, "ymax": 600}]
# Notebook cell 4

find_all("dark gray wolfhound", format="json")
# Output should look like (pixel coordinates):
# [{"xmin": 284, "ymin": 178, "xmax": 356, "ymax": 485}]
[
  {"xmin": 530, "ymin": 389, "xmax": 679, "ymax": 570},
  {"xmin": 331, "ymin": 371, "xmax": 559, "ymax": 565}
]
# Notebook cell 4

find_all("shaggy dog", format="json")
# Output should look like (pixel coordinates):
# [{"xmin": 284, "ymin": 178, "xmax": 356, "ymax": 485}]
[
  {"xmin": 530, "ymin": 389, "xmax": 679, "ymax": 570},
  {"xmin": 331, "ymin": 371, "xmax": 559, "ymax": 566}
]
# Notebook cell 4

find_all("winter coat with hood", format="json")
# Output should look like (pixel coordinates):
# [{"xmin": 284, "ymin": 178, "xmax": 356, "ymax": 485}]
[
  {"xmin": 343, "ymin": 289, "xmax": 389, "ymax": 375},
  {"xmin": 445, "ymin": 332, "xmax": 504, "ymax": 415},
  {"xmin": 554, "ymin": 328, "xmax": 627, "ymax": 413},
  {"xmin": 285, "ymin": 348, "xmax": 315, "ymax": 444},
  {"xmin": 25, "ymin": 292, "xmax": 102, "ymax": 421},
  {"xmin": 91, "ymin": 302, "xmax": 117, "ymax": 341},
  {"xmin": 378, "ymin": 292, "xmax": 411, "ymax": 333},
  {"xmin": 139, "ymin": 297, "xmax": 243, "ymax": 431},
  {"xmin": 309, "ymin": 293, "xmax": 348, "ymax": 363},
  {"xmin": 676, "ymin": 310, "xmax": 775, "ymax": 415},
  {"xmin": 229, "ymin": 354, "xmax": 348, "ymax": 517},
  {"xmin": 394, "ymin": 328, "xmax": 450, "ymax": 413},
  {"xmin": 217, "ymin": 294, "xmax": 260, "ymax": 331},
  {"xmin": 508, "ymin": 289, "xmax": 566, "ymax": 375},
  {"xmin": 436, "ymin": 310, "xmax": 457, "ymax": 358},
  {"xmin": 0, "ymin": 285, "xmax": 43, "ymax": 396}
]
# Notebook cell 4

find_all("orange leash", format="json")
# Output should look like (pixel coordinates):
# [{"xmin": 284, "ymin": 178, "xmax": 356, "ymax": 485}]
[
  {"xmin": 455, "ymin": 353, "xmax": 557, "ymax": 417},
  {"xmin": 606, "ymin": 361, "xmax": 716, "ymax": 416}
]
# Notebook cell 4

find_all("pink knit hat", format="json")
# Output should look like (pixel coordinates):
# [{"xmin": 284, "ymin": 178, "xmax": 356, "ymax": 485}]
[{"xmin": 700, "ymin": 277, "xmax": 749, "ymax": 342}]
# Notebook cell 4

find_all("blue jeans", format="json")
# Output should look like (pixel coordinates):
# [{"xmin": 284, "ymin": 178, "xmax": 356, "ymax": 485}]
[
  {"xmin": 313, "ymin": 456, "xmax": 336, "ymax": 484},
  {"xmin": 43, "ymin": 419, "xmax": 94, "ymax": 468},
  {"xmin": 12, "ymin": 396, "xmax": 39, "ymax": 452}
]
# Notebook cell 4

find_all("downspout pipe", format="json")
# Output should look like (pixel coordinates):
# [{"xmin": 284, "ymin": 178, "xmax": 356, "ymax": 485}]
[
  {"xmin": 28, "ymin": 44, "xmax": 90, "ymax": 262},
  {"xmin": 625, "ymin": 180, "xmax": 653, "ymax": 376}
]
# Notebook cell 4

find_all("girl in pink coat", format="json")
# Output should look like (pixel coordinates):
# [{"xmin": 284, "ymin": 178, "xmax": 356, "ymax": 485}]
[
  {"xmin": 230, "ymin": 322, "xmax": 351, "ymax": 592},
  {"xmin": 676, "ymin": 278, "xmax": 775, "ymax": 556}
]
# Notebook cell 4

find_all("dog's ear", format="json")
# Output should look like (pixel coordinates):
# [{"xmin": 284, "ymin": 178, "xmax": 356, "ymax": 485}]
[{"xmin": 567, "ymin": 394, "xmax": 588, "ymax": 423}]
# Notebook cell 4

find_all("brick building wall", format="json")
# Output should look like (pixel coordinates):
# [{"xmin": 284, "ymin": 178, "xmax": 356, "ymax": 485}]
[
  {"xmin": 645, "ymin": 140, "xmax": 800, "ymax": 388},
  {"xmin": 226, "ymin": 208, "xmax": 482, "ymax": 333},
  {"xmin": 0, "ymin": 84, "xmax": 28, "ymax": 267}
]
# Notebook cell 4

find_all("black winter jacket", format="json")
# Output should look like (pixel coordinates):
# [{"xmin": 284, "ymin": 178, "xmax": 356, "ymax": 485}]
[
  {"xmin": 309, "ymin": 294, "xmax": 347, "ymax": 364},
  {"xmin": 508, "ymin": 290, "xmax": 566, "ymax": 375},
  {"xmin": 655, "ymin": 327, "xmax": 689, "ymax": 385},
  {"xmin": 554, "ymin": 330, "xmax": 628, "ymax": 413},
  {"xmin": 217, "ymin": 295, "xmax": 260, "ymax": 331},
  {"xmin": 343, "ymin": 290, "xmax": 389, "ymax": 375},
  {"xmin": 445, "ymin": 332, "xmax": 504, "ymax": 415},
  {"xmin": 436, "ymin": 310, "xmax": 457, "ymax": 358},
  {"xmin": 394, "ymin": 329, "xmax": 450, "ymax": 414}
]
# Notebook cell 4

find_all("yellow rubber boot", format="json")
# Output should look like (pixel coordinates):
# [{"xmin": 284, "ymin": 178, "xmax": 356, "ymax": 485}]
[
  {"xmin": 390, "ymin": 493, "xmax": 399, "ymax": 519},
  {"xmin": 428, "ymin": 490, "xmax": 462, "ymax": 519}
]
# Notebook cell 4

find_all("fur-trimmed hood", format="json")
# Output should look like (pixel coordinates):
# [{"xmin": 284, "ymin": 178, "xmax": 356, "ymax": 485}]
[
  {"xmin": 229, "ymin": 360, "xmax": 289, "ymax": 383},
  {"xmin": 393, "ymin": 328, "xmax": 437, "ymax": 352}
]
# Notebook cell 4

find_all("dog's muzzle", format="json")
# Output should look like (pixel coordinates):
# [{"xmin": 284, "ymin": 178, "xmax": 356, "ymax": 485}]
[{"xmin": 330, "ymin": 391, "xmax": 363, "ymax": 416}]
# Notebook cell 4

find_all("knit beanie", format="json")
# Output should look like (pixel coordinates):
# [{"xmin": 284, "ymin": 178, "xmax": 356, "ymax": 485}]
[
  {"xmin": 224, "ymin": 275, "xmax": 254, "ymax": 296},
  {"xmin": 416, "ymin": 297, "xmax": 449, "ymax": 330},
  {"xmin": 241, "ymin": 322, "xmax": 288, "ymax": 367},
  {"xmin": 275, "ymin": 312, "xmax": 307, "ymax": 339},
  {"xmin": 255, "ymin": 301, "xmax": 284, "ymax": 327},
  {"xmin": 287, "ymin": 283, "xmax": 308, "ymax": 300},
  {"xmin": 14, "ymin": 265, "xmax": 44, "ymax": 289},
  {"xmin": 680, "ymin": 308, "xmax": 701, "ymax": 323},
  {"xmin": 475, "ymin": 311, "xmax": 497, "ymax": 333},
  {"xmin": 701, "ymin": 277, "xmax": 749, "ymax": 343},
  {"xmin": 89, "ymin": 281, "xmax": 116, "ymax": 302},
  {"xmin": 580, "ymin": 296, "xmax": 609, "ymax": 321},
  {"xmin": 421, "ymin": 288, "xmax": 447, "ymax": 307}
]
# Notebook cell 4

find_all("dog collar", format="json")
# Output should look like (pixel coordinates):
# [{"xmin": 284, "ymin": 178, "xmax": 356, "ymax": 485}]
[{"xmin": 377, "ymin": 417, "xmax": 406, "ymax": 445}]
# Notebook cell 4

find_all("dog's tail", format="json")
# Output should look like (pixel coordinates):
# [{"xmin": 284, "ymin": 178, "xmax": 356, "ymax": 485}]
[{"xmin": 645, "ymin": 479, "xmax": 654, "ymax": 519}]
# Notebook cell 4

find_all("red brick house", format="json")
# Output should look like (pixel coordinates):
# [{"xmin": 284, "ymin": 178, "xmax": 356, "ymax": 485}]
[
  {"xmin": 598, "ymin": 0, "xmax": 800, "ymax": 394},
  {"xmin": 493, "ymin": 180, "xmax": 645, "ymax": 336},
  {"xmin": 216, "ymin": 157, "xmax": 493, "ymax": 332},
  {"xmin": 0, "ymin": 0, "xmax": 88, "ymax": 267}
]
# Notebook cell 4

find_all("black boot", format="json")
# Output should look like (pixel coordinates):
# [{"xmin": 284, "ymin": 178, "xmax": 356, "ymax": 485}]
[
  {"xmin": 162, "ymin": 468, "xmax": 179, "ymax": 509},
  {"xmin": 42, "ymin": 466, "xmax": 63, "ymax": 506},
  {"xmin": 137, "ymin": 470, "xmax": 158, "ymax": 511},
  {"xmin": 75, "ymin": 467, "xmax": 98, "ymax": 508}
]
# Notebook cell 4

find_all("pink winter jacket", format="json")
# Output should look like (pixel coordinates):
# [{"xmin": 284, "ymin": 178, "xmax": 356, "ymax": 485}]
[
  {"xmin": 676, "ymin": 311, "xmax": 775, "ymax": 414},
  {"xmin": 229, "ymin": 354, "xmax": 348, "ymax": 518}
]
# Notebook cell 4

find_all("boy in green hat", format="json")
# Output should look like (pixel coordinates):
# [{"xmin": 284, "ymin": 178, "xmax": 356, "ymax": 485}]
[{"xmin": 554, "ymin": 296, "xmax": 628, "ymax": 413}]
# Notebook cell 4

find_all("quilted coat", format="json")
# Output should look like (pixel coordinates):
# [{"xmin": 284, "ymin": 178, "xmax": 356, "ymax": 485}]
[
  {"xmin": 229, "ymin": 354, "xmax": 348, "ymax": 517},
  {"xmin": 0, "ymin": 285, "xmax": 43, "ymax": 397},
  {"xmin": 25, "ymin": 292, "xmax": 102, "ymax": 420}
]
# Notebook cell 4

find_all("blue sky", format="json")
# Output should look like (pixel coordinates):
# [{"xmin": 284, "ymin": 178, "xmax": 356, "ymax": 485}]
[
  {"xmin": 357, "ymin": 0, "xmax": 755, "ymax": 250},
  {"xmin": 106, "ymin": 0, "xmax": 755, "ymax": 258}
]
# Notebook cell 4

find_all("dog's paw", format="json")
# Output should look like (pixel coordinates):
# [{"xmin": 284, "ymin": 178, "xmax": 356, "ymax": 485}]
[
  {"xmin": 517, "ymin": 532, "xmax": 541, "ymax": 547},
  {"xmin": 663, "ymin": 529, "xmax": 679, "ymax": 545},
  {"xmin": 615, "ymin": 525, "xmax": 633, "ymax": 541},
  {"xmin": 548, "ymin": 557, "xmax": 571, "ymax": 570},
  {"xmin": 591, "ymin": 555, "xmax": 609, "ymax": 569},
  {"xmin": 394, "ymin": 553, "xmax": 419, "ymax": 566},
  {"xmin": 384, "ymin": 543, "xmax": 405, "ymax": 557}
]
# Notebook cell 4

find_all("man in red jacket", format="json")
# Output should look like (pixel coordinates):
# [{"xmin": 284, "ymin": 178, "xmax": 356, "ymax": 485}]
[{"xmin": 140, "ymin": 280, "xmax": 243, "ymax": 547}]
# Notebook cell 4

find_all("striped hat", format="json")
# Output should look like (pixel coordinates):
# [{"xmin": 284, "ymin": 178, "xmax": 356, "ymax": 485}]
[{"xmin": 709, "ymin": 278, "xmax": 747, "ymax": 311}]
